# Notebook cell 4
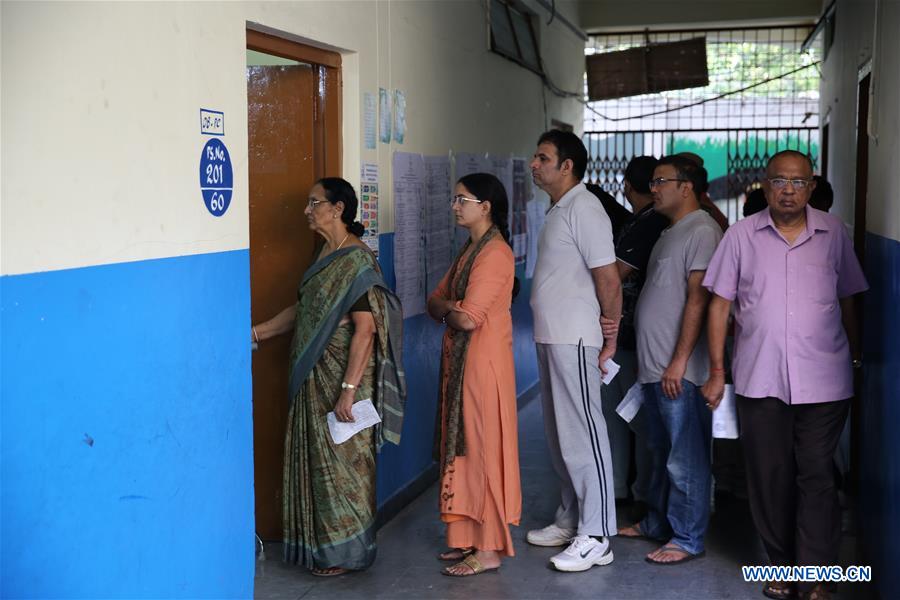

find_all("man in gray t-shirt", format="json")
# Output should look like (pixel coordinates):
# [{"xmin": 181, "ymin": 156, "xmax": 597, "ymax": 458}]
[
  {"xmin": 618, "ymin": 155, "xmax": 722, "ymax": 566},
  {"xmin": 636, "ymin": 211, "xmax": 721, "ymax": 386}
]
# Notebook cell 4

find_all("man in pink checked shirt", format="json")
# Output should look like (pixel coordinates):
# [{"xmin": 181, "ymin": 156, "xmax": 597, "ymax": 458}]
[{"xmin": 701, "ymin": 150, "xmax": 868, "ymax": 600}]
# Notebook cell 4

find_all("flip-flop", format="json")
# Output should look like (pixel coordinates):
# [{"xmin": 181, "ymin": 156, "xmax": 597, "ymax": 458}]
[
  {"xmin": 437, "ymin": 547, "xmax": 475, "ymax": 561},
  {"xmin": 617, "ymin": 523, "xmax": 651, "ymax": 540},
  {"xmin": 763, "ymin": 581, "xmax": 797, "ymax": 599},
  {"xmin": 441, "ymin": 554, "xmax": 500, "ymax": 577},
  {"xmin": 310, "ymin": 566, "xmax": 350, "ymax": 577},
  {"xmin": 644, "ymin": 543, "xmax": 705, "ymax": 565}
]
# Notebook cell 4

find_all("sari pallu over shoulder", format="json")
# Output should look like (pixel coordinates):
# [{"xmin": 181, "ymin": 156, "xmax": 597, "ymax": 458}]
[{"xmin": 289, "ymin": 247, "xmax": 407, "ymax": 449}]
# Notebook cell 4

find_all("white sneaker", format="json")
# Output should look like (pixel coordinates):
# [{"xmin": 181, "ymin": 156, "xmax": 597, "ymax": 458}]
[
  {"xmin": 550, "ymin": 535, "xmax": 614, "ymax": 572},
  {"xmin": 526, "ymin": 523, "xmax": 576, "ymax": 547}
]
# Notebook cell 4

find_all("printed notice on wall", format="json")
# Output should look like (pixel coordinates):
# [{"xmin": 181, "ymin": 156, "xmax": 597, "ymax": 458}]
[
  {"xmin": 393, "ymin": 90, "xmax": 407, "ymax": 144},
  {"xmin": 511, "ymin": 158, "xmax": 529, "ymax": 264},
  {"xmin": 361, "ymin": 162, "xmax": 379, "ymax": 184},
  {"xmin": 526, "ymin": 193, "xmax": 549, "ymax": 278},
  {"xmin": 360, "ymin": 162, "xmax": 380, "ymax": 255},
  {"xmin": 379, "ymin": 88, "xmax": 392, "ymax": 144},
  {"xmin": 200, "ymin": 109, "xmax": 225, "ymax": 136},
  {"xmin": 452, "ymin": 152, "xmax": 490, "ymax": 253},
  {"xmin": 489, "ymin": 156, "xmax": 515, "ymax": 257},
  {"xmin": 454, "ymin": 152, "xmax": 490, "ymax": 179},
  {"xmin": 392, "ymin": 152, "xmax": 426, "ymax": 317},
  {"xmin": 363, "ymin": 93, "xmax": 377, "ymax": 150},
  {"xmin": 489, "ymin": 157, "xmax": 514, "ymax": 204},
  {"xmin": 424, "ymin": 155, "xmax": 453, "ymax": 297}
]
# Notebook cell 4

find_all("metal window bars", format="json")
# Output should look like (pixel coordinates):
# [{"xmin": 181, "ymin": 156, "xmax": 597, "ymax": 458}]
[{"xmin": 582, "ymin": 26, "xmax": 821, "ymax": 223}]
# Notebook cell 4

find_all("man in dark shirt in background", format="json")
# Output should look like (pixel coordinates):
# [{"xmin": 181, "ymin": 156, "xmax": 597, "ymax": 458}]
[
  {"xmin": 599, "ymin": 156, "xmax": 668, "ymax": 510},
  {"xmin": 586, "ymin": 182, "xmax": 632, "ymax": 238},
  {"xmin": 809, "ymin": 175, "xmax": 834, "ymax": 212}
]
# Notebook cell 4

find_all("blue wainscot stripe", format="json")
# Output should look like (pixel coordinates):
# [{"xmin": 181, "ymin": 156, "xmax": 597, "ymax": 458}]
[
  {"xmin": 1, "ymin": 250, "xmax": 255, "ymax": 599},
  {"xmin": 0, "ymin": 232, "xmax": 544, "ymax": 596},
  {"xmin": 860, "ymin": 231, "xmax": 900, "ymax": 600}
]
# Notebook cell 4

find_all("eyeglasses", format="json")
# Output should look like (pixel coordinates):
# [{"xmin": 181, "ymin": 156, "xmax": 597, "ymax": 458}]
[
  {"xmin": 767, "ymin": 178, "xmax": 812, "ymax": 189},
  {"xmin": 307, "ymin": 198, "xmax": 328, "ymax": 209},
  {"xmin": 450, "ymin": 194, "xmax": 483, "ymax": 206},
  {"xmin": 648, "ymin": 177, "xmax": 687, "ymax": 189}
]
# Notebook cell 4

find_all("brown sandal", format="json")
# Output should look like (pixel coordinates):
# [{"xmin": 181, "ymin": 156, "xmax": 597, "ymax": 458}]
[
  {"xmin": 437, "ymin": 547, "xmax": 475, "ymax": 561},
  {"xmin": 441, "ymin": 554, "xmax": 500, "ymax": 577},
  {"xmin": 763, "ymin": 581, "xmax": 797, "ymax": 599},
  {"xmin": 310, "ymin": 566, "xmax": 350, "ymax": 577},
  {"xmin": 644, "ymin": 543, "xmax": 705, "ymax": 565}
]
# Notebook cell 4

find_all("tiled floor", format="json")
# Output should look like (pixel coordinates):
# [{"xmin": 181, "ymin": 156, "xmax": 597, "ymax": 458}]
[{"xmin": 255, "ymin": 398, "xmax": 876, "ymax": 599}]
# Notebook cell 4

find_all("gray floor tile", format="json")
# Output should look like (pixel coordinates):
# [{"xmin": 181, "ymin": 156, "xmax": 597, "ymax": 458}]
[{"xmin": 255, "ymin": 396, "xmax": 876, "ymax": 600}]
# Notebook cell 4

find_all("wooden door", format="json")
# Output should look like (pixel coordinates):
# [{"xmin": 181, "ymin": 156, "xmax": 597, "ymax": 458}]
[{"xmin": 247, "ymin": 31, "xmax": 342, "ymax": 540}]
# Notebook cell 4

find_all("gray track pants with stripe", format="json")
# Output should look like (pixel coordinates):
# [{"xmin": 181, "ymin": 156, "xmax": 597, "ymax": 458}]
[{"xmin": 536, "ymin": 342, "xmax": 617, "ymax": 537}]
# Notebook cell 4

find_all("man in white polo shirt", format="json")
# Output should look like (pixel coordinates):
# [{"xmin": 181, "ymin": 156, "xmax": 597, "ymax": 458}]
[{"xmin": 526, "ymin": 130, "xmax": 623, "ymax": 572}]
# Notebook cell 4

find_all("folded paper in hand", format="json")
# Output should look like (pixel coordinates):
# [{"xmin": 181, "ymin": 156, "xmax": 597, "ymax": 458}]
[
  {"xmin": 615, "ymin": 383, "xmax": 644, "ymax": 423},
  {"xmin": 712, "ymin": 384, "xmax": 739, "ymax": 439},
  {"xmin": 601, "ymin": 359, "xmax": 620, "ymax": 385},
  {"xmin": 327, "ymin": 399, "xmax": 381, "ymax": 444}
]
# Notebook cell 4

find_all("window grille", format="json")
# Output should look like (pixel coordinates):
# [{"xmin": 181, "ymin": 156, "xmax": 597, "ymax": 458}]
[
  {"xmin": 583, "ymin": 26, "xmax": 821, "ymax": 223},
  {"xmin": 489, "ymin": 0, "xmax": 542, "ymax": 75}
]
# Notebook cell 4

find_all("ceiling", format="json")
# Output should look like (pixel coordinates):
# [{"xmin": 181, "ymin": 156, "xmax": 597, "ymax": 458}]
[{"xmin": 576, "ymin": 0, "xmax": 823, "ymax": 33}]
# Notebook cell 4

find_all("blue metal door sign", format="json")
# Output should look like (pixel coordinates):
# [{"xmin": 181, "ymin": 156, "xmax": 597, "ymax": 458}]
[{"xmin": 199, "ymin": 138, "xmax": 233, "ymax": 217}]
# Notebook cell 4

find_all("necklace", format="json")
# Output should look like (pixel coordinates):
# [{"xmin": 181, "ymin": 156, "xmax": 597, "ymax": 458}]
[{"xmin": 335, "ymin": 233, "xmax": 350, "ymax": 251}]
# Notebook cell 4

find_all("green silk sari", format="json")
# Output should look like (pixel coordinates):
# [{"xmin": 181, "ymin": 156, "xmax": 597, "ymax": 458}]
[{"xmin": 283, "ymin": 247, "xmax": 405, "ymax": 570}]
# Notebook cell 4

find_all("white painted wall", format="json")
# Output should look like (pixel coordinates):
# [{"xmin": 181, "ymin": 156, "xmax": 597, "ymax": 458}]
[
  {"xmin": 865, "ymin": 0, "xmax": 900, "ymax": 241},
  {"xmin": 1, "ymin": 0, "xmax": 584, "ymax": 276},
  {"xmin": 819, "ymin": 0, "xmax": 900, "ymax": 241}
]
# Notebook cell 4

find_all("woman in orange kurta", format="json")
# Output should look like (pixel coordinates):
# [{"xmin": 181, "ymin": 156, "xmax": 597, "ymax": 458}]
[{"xmin": 426, "ymin": 172, "xmax": 521, "ymax": 577}]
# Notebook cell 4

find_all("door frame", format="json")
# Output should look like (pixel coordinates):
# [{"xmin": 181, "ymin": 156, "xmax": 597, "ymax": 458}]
[{"xmin": 245, "ymin": 27, "xmax": 343, "ymax": 539}]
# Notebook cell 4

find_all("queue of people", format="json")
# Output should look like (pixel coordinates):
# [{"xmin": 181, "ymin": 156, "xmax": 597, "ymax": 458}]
[{"xmin": 250, "ymin": 130, "xmax": 865, "ymax": 600}]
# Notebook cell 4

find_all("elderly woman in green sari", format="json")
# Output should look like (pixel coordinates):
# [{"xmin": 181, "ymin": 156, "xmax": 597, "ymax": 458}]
[{"xmin": 253, "ymin": 177, "xmax": 406, "ymax": 577}]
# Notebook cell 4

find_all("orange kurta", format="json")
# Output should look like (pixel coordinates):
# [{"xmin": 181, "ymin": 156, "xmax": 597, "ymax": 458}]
[{"xmin": 430, "ymin": 238, "xmax": 521, "ymax": 556}]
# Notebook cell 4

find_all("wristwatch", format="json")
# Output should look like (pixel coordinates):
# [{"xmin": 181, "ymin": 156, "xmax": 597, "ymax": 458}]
[{"xmin": 341, "ymin": 381, "xmax": 358, "ymax": 390}]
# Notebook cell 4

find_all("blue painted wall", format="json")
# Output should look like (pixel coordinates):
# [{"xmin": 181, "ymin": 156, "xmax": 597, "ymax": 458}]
[
  {"xmin": 374, "ymin": 233, "xmax": 539, "ymax": 506},
  {"xmin": 0, "ymin": 234, "xmax": 540, "ymax": 596},
  {"xmin": 1, "ymin": 251, "xmax": 255, "ymax": 599},
  {"xmin": 859, "ymin": 232, "xmax": 900, "ymax": 598}
]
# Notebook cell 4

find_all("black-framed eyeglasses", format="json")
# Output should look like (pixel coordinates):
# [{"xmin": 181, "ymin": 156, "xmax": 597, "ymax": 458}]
[
  {"xmin": 450, "ymin": 194, "xmax": 483, "ymax": 206},
  {"xmin": 648, "ymin": 177, "xmax": 688, "ymax": 189},
  {"xmin": 767, "ymin": 178, "xmax": 812, "ymax": 190}
]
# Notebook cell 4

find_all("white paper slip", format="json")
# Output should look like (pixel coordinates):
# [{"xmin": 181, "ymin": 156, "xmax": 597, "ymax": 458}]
[
  {"xmin": 712, "ymin": 384, "xmax": 739, "ymax": 439},
  {"xmin": 601, "ymin": 359, "xmax": 620, "ymax": 385},
  {"xmin": 327, "ymin": 399, "xmax": 382, "ymax": 445},
  {"xmin": 615, "ymin": 383, "xmax": 645, "ymax": 423}
]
